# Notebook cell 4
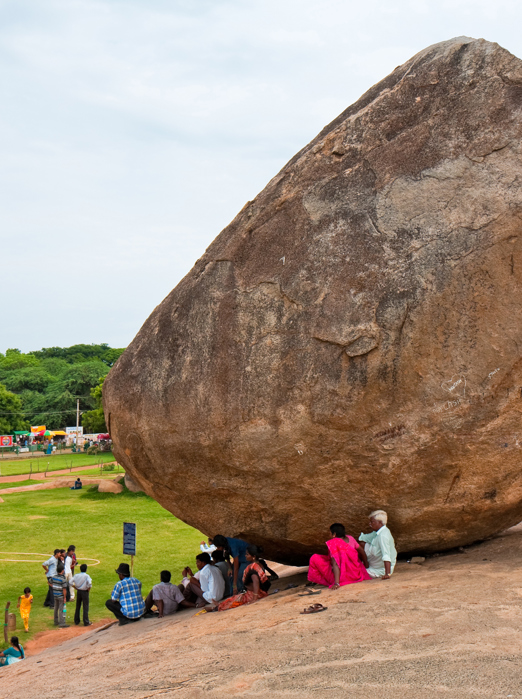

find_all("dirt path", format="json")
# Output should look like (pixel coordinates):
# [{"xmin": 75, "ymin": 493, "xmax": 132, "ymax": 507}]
[
  {"xmin": 3, "ymin": 527, "xmax": 522, "ymax": 698},
  {"xmin": 0, "ymin": 462, "xmax": 118, "ymax": 484},
  {"xmin": 0, "ymin": 478, "xmax": 113, "ymax": 495}
]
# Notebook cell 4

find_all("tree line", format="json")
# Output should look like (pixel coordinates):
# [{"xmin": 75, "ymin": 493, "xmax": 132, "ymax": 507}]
[{"xmin": 0, "ymin": 344, "xmax": 125, "ymax": 434}]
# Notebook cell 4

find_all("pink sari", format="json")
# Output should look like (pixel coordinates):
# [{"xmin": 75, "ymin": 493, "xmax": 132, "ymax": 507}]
[{"xmin": 308, "ymin": 536, "xmax": 371, "ymax": 588}]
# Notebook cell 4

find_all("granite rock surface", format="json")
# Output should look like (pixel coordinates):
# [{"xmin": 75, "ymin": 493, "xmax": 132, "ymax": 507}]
[{"xmin": 104, "ymin": 37, "xmax": 522, "ymax": 564}]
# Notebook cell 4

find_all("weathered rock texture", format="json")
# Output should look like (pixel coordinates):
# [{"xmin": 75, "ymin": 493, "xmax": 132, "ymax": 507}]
[
  {"xmin": 97, "ymin": 479, "xmax": 124, "ymax": 494},
  {"xmin": 124, "ymin": 472, "xmax": 143, "ymax": 493},
  {"xmin": 104, "ymin": 37, "xmax": 522, "ymax": 564}
]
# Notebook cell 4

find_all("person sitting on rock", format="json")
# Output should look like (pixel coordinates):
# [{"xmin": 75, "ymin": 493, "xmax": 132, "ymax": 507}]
[
  {"xmin": 105, "ymin": 563, "xmax": 146, "ymax": 625},
  {"xmin": 214, "ymin": 545, "xmax": 271, "ymax": 611},
  {"xmin": 308, "ymin": 523, "xmax": 371, "ymax": 589},
  {"xmin": 358, "ymin": 510, "xmax": 397, "ymax": 580},
  {"xmin": 144, "ymin": 570, "xmax": 194, "ymax": 617},
  {"xmin": 0, "ymin": 637, "xmax": 24, "ymax": 666},
  {"xmin": 183, "ymin": 553, "xmax": 225, "ymax": 608},
  {"xmin": 212, "ymin": 549, "xmax": 233, "ymax": 597},
  {"xmin": 257, "ymin": 548, "xmax": 279, "ymax": 581}
]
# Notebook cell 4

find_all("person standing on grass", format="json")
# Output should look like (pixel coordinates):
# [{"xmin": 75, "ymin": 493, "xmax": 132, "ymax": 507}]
[
  {"xmin": 17, "ymin": 588, "xmax": 33, "ymax": 632},
  {"xmin": 105, "ymin": 563, "xmax": 146, "ymax": 626},
  {"xmin": 42, "ymin": 549, "xmax": 61, "ymax": 608},
  {"xmin": 50, "ymin": 562, "xmax": 69, "ymax": 628},
  {"xmin": 72, "ymin": 564, "xmax": 92, "ymax": 627},
  {"xmin": 64, "ymin": 546, "xmax": 76, "ymax": 601}
]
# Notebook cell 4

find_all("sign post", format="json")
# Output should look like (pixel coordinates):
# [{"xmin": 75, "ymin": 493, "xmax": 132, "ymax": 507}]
[
  {"xmin": 0, "ymin": 435, "xmax": 13, "ymax": 460},
  {"xmin": 4, "ymin": 600, "xmax": 10, "ymax": 643},
  {"xmin": 123, "ymin": 522, "xmax": 137, "ymax": 577}
]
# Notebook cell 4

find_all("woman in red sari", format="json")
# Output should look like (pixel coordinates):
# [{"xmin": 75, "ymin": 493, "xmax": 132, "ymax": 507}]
[
  {"xmin": 308, "ymin": 523, "xmax": 371, "ymax": 589},
  {"xmin": 216, "ymin": 545, "xmax": 270, "ymax": 611}
]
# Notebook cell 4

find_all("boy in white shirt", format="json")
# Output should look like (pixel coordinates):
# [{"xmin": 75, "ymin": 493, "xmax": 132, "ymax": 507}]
[{"xmin": 72, "ymin": 564, "xmax": 92, "ymax": 626}]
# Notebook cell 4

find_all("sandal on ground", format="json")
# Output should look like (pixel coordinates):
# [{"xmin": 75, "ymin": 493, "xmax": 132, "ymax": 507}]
[
  {"xmin": 298, "ymin": 589, "xmax": 322, "ymax": 597},
  {"xmin": 300, "ymin": 603, "xmax": 328, "ymax": 614}
]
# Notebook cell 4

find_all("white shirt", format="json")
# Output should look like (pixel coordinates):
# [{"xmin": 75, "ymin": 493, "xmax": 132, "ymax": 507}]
[
  {"xmin": 72, "ymin": 572, "xmax": 92, "ymax": 590},
  {"xmin": 200, "ymin": 543, "xmax": 217, "ymax": 554},
  {"xmin": 64, "ymin": 556, "xmax": 73, "ymax": 576},
  {"xmin": 152, "ymin": 582, "xmax": 185, "ymax": 615},
  {"xmin": 43, "ymin": 556, "xmax": 58, "ymax": 577},
  {"xmin": 359, "ymin": 525, "xmax": 397, "ymax": 578},
  {"xmin": 199, "ymin": 564, "xmax": 225, "ymax": 603}
]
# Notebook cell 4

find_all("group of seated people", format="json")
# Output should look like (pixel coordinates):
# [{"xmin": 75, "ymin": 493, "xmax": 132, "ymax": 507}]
[
  {"xmin": 105, "ymin": 534, "xmax": 280, "ymax": 624},
  {"xmin": 308, "ymin": 510, "xmax": 396, "ymax": 587},
  {"xmin": 105, "ymin": 511, "xmax": 396, "ymax": 625}
]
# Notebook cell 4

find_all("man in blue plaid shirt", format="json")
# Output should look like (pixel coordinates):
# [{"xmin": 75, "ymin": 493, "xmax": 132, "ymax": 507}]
[{"xmin": 105, "ymin": 563, "xmax": 146, "ymax": 625}]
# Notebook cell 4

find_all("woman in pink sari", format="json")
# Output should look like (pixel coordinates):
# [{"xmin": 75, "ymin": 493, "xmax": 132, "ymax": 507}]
[{"xmin": 308, "ymin": 523, "xmax": 371, "ymax": 589}]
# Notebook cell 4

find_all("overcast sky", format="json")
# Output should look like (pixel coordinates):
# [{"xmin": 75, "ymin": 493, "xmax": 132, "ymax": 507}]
[{"xmin": 2, "ymin": 0, "xmax": 522, "ymax": 353}]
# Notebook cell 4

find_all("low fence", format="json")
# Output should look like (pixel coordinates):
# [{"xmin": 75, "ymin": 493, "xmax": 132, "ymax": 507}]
[{"xmin": 0, "ymin": 442, "xmax": 69, "ymax": 457}]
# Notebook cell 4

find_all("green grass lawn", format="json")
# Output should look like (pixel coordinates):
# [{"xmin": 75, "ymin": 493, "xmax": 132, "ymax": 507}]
[
  {"xmin": 0, "ymin": 486, "xmax": 205, "ymax": 642},
  {"xmin": 0, "ymin": 452, "xmax": 117, "ymax": 477}
]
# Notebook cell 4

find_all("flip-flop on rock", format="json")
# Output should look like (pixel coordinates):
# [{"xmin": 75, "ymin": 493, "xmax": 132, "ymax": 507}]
[
  {"xmin": 298, "ymin": 589, "xmax": 322, "ymax": 596},
  {"xmin": 300, "ymin": 603, "xmax": 328, "ymax": 614}
]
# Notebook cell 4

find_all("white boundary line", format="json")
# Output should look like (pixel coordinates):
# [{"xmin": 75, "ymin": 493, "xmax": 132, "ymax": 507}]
[{"xmin": 0, "ymin": 552, "xmax": 101, "ymax": 565}]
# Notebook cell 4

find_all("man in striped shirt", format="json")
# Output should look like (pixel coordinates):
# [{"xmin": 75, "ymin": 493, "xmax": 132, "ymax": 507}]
[
  {"xmin": 50, "ymin": 562, "xmax": 69, "ymax": 628},
  {"xmin": 105, "ymin": 563, "xmax": 146, "ymax": 626}
]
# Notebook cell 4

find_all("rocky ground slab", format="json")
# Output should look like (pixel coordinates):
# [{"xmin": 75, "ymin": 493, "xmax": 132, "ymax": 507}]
[{"xmin": 2, "ymin": 525, "xmax": 522, "ymax": 698}]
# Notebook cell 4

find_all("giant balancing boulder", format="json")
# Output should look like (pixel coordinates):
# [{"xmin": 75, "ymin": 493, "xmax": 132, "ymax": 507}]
[{"xmin": 104, "ymin": 37, "xmax": 522, "ymax": 564}]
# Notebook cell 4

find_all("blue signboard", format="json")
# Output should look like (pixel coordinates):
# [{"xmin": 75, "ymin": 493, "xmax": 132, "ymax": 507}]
[{"xmin": 123, "ymin": 522, "xmax": 136, "ymax": 556}]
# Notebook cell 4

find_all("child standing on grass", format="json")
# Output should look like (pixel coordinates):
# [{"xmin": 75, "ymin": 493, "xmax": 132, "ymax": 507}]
[{"xmin": 17, "ymin": 588, "xmax": 33, "ymax": 632}]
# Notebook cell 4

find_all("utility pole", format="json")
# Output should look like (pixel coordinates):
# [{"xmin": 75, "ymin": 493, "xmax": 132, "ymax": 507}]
[{"xmin": 76, "ymin": 399, "xmax": 80, "ymax": 449}]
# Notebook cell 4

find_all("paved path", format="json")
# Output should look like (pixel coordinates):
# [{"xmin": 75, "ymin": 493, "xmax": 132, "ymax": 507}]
[{"xmin": 0, "ymin": 462, "xmax": 118, "ymax": 483}]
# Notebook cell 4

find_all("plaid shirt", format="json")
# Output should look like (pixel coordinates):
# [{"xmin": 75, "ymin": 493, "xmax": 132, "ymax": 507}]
[{"xmin": 111, "ymin": 577, "xmax": 145, "ymax": 619}]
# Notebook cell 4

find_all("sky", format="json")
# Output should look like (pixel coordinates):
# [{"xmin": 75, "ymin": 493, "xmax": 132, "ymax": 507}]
[{"xmin": 2, "ymin": 0, "xmax": 522, "ymax": 353}]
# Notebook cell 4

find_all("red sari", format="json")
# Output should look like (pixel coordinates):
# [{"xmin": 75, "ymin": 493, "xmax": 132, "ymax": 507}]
[
  {"xmin": 217, "ymin": 562, "xmax": 269, "ymax": 611},
  {"xmin": 308, "ymin": 536, "xmax": 371, "ymax": 588}
]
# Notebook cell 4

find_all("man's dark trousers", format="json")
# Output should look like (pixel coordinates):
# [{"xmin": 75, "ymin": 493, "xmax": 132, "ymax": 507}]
[
  {"xmin": 105, "ymin": 598, "xmax": 141, "ymax": 622},
  {"xmin": 44, "ymin": 579, "xmax": 53, "ymax": 608},
  {"xmin": 75, "ymin": 589, "xmax": 90, "ymax": 625}
]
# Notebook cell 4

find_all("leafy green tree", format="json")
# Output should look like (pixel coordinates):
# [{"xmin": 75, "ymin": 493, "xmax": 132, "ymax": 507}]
[
  {"xmin": 0, "ymin": 344, "xmax": 123, "ymax": 430},
  {"xmin": 0, "ymin": 349, "xmax": 39, "ymax": 376},
  {"xmin": 32, "ymin": 344, "xmax": 125, "ymax": 366},
  {"xmin": 82, "ymin": 377, "xmax": 107, "ymax": 433},
  {"xmin": 0, "ymin": 383, "xmax": 30, "ymax": 433},
  {"xmin": 2, "ymin": 367, "xmax": 55, "ymax": 393}
]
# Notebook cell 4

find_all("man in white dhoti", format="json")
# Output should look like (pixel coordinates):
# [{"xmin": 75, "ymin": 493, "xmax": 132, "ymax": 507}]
[{"xmin": 359, "ymin": 510, "xmax": 397, "ymax": 579}]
